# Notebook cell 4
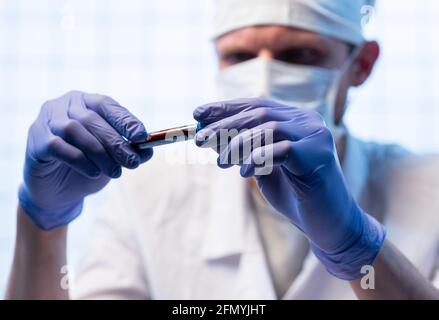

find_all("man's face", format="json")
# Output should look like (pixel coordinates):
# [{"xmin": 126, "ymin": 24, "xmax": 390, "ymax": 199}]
[{"xmin": 215, "ymin": 25, "xmax": 379, "ymax": 124}]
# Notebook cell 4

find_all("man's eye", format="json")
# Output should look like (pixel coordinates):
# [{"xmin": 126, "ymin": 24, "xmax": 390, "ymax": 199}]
[
  {"xmin": 275, "ymin": 48, "xmax": 322, "ymax": 66},
  {"xmin": 222, "ymin": 52, "xmax": 256, "ymax": 65}
]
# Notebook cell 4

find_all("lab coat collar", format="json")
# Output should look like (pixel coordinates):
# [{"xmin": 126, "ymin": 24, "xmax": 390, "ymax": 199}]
[{"xmin": 341, "ymin": 132, "xmax": 370, "ymax": 201}]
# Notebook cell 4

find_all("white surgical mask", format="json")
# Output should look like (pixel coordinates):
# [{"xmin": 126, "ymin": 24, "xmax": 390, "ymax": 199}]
[{"xmin": 215, "ymin": 52, "xmax": 358, "ymax": 141}]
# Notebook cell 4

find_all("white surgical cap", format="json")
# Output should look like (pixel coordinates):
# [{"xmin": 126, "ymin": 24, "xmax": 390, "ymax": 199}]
[{"xmin": 213, "ymin": 0, "xmax": 376, "ymax": 44}]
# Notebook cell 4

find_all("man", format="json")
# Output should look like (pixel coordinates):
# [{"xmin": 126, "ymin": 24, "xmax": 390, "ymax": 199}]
[{"xmin": 6, "ymin": 0, "xmax": 439, "ymax": 299}]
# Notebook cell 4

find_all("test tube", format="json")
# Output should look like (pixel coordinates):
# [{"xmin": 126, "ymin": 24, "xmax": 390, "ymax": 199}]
[{"xmin": 132, "ymin": 123, "xmax": 203, "ymax": 149}]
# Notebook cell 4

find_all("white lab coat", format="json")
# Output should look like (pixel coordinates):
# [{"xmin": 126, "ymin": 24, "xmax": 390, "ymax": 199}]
[{"xmin": 71, "ymin": 134, "xmax": 439, "ymax": 299}]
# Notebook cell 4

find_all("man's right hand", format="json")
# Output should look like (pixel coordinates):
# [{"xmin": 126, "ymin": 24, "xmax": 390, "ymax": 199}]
[{"xmin": 18, "ymin": 91, "xmax": 153, "ymax": 231}]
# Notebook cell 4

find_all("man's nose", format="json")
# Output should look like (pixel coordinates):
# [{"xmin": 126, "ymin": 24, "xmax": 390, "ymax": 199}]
[{"xmin": 258, "ymin": 49, "xmax": 274, "ymax": 60}]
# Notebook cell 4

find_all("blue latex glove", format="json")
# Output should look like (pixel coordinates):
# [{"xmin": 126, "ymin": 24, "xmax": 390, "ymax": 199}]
[
  {"xmin": 19, "ymin": 91, "xmax": 153, "ymax": 231},
  {"xmin": 194, "ymin": 98, "xmax": 386, "ymax": 280}
]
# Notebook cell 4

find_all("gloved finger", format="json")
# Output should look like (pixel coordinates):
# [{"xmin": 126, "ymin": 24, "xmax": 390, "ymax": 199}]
[
  {"xmin": 195, "ymin": 107, "xmax": 290, "ymax": 147},
  {"xmin": 240, "ymin": 128, "xmax": 335, "ymax": 178},
  {"xmin": 281, "ymin": 127, "xmax": 336, "ymax": 177},
  {"xmin": 239, "ymin": 141, "xmax": 289, "ymax": 178},
  {"xmin": 211, "ymin": 119, "xmax": 311, "ymax": 168},
  {"xmin": 217, "ymin": 128, "xmax": 265, "ymax": 168},
  {"xmin": 68, "ymin": 93, "xmax": 142, "ymax": 169},
  {"xmin": 195, "ymin": 105, "xmax": 325, "ymax": 149},
  {"xmin": 49, "ymin": 116, "xmax": 122, "ymax": 178},
  {"xmin": 213, "ymin": 121, "xmax": 304, "ymax": 162},
  {"xmin": 83, "ymin": 92, "xmax": 147, "ymax": 143},
  {"xmin": 216, "ymin": 156, "xmax": 234, "ymax": 169},
  {"xmin": 137, "ymin": 147, "xmax": 154, "ymax": 164},
  {"xmin": 194, "ymin": 98, "xmax": 287, "ymax": 124},
  {"xmin": 43, "ymin": 133, "xmax": 104, "ymax": 179}
]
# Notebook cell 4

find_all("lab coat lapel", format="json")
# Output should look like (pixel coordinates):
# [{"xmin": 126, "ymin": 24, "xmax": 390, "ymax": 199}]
[
  {"xmin": 200, "ymin": 166, "xmax": 246, "ymax": 260},
  {"xmin": 200, "ymin": 166, "xmax": 276, "ymax": 299}
]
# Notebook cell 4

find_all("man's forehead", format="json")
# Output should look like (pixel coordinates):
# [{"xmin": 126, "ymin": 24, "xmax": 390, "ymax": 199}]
[{"xmin": 215, "ymin": 26, "xmax": 343, "ymax": 52}]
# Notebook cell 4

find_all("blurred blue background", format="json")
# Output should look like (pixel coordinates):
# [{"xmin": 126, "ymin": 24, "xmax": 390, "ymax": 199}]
[{"xmin": 0, "ymin": 0, "xmax": 438, "ymax": 296}]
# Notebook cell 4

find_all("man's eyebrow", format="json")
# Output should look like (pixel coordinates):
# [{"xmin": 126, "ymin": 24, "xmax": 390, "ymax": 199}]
[
  {"xmin": 216, "ymin": 42, "xmax": 257, "ymax": 56},
  {"xmin": 273, "ymin": 35, "xmax": 330, "ymax": 52}
]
